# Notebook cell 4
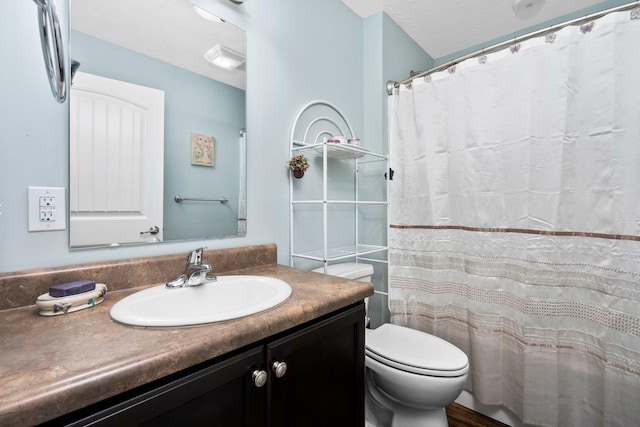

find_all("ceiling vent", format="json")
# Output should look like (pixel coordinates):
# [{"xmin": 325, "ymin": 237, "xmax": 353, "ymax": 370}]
[{"xmin": 204, "ymin": 44, "xmax": 246, "ymax": 70}]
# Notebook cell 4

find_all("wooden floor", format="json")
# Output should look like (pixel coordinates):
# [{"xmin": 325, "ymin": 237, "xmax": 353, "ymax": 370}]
[{"xmin": 446, "ymin": 403, "xmax": 509, "ymax": 427}]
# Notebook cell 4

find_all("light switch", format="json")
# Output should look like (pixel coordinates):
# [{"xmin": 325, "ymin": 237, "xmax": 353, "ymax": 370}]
[{"xmin": 28, "ymin": 187, "xmax": 66, "ymax": 232}]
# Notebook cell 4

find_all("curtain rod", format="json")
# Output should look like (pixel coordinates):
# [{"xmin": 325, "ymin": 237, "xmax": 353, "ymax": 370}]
[{"xmin": 387, "ymin": 1, "xmax": 640, "ymax": 95}]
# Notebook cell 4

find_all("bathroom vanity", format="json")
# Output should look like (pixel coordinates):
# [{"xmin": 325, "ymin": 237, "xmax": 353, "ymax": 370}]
[
  {"xmin": 45, "ymin": 304, "xmax": 365, "ymax": 426},
  {"xmin": 0, "ymin": 245, "xmax": 372, "ymax": 426}
]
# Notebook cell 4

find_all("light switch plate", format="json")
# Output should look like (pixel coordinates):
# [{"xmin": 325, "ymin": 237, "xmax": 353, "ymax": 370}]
[{"xmin": 28, "ymin": 186, "xmax": 67, "ymax": 232}]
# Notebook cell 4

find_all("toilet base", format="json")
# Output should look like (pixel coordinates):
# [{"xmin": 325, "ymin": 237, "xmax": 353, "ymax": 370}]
[
  {"xmin": 366, "ymin": 370, "xmax": 450, "ymax": 427},
  {"xmin": 390, "ymin": 407, "xmax": 447, "ymax": 427}
]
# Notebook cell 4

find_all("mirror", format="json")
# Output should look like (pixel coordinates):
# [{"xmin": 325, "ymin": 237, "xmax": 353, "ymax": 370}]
[{"xmin": 69, "ymin": 0, "xmax": 246, "ymax": 248}]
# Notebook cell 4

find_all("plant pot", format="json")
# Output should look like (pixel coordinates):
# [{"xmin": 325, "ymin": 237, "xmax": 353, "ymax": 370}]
[{"xmin": 293, "ymin": 169, "xmax": 305, "ymax": 179}]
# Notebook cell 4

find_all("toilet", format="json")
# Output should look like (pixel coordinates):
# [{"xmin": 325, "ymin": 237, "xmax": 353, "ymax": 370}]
[{"xmin": 313, "ymin": 263, "xmax": 469, "ymax": 427}]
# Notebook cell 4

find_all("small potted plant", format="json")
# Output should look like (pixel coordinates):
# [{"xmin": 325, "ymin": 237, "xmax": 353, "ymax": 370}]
[{"xmin": 288, "ymin": 154, "xmax": 310, "ymax": 179}]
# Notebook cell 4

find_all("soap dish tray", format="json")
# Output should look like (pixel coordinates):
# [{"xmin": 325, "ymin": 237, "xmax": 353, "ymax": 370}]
[{"xmin": 36, "ymin": 283, "xmax": 108, "ymax": 316}]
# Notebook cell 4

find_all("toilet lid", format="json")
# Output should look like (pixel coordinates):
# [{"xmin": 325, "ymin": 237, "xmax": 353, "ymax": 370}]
[{"xmin": 366, "ymin": 324, "xmax": 468, "ymax": 376}]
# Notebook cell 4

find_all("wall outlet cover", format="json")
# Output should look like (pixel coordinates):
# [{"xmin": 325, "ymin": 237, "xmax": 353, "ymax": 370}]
[{"xmin": 28, "ymin": 186, "xmax": 67, "ymax": 232}]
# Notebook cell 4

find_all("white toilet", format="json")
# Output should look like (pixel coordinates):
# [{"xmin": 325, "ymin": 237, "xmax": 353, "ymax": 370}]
[{"xmin": 314, "ymin": 263, "xmax": 469, "ymax": 427}]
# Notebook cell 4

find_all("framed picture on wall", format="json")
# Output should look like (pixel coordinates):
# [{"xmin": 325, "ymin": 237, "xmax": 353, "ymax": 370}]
[{"xmin": 191, "ymin": 133, "xmax": 215, "ymax": 167}]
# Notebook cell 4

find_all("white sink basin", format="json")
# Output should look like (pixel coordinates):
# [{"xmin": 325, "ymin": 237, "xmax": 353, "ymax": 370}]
[{"xmin": 110, "ymin": 275, "xmax": 292, "ymax": 327}]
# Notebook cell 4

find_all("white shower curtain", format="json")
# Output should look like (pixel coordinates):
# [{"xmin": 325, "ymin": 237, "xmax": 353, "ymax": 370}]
[{"xmin": 388, "ymin": 9, "xmax": 640, "ymax": 427}]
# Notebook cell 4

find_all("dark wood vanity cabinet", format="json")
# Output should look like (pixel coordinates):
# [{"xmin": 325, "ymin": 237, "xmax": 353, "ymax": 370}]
[
  {"xmin": 268, "ymin": 304, "xmax": 365, "ymax": 426},
  {"xmin": 44, "ymin": 303, "xmax": 365, "ymax": 427}
]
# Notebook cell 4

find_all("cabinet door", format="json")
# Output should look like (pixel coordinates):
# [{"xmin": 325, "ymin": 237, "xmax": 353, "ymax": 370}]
[
  {"xmin": 267, "ymin": 304, "xmax": 365, "ymax": 427},
  {"xmin": 55, "ymin": 346, "xmax": 265, "ymax": 427}
]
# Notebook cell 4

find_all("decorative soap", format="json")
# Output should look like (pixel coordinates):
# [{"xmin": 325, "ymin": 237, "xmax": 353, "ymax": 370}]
[{"xmin": 49, "ymin": 280, "xmax": 96, "ymax": 297}]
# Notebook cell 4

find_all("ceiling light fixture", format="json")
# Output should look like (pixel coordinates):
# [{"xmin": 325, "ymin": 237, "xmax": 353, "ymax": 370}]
[
  {"xmin": 193, "ymin": 5, "xmax": 224, "ymax": 23},
  {"xmin": 204, "ymin": 44, "xmax": 246, "ymax": 70}
]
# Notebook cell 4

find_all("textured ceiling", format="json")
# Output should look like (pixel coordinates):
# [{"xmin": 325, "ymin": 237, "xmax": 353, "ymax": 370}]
[
  {"xmin": 340, "ymin": 0, "xmax": 604, "ymax": 59},
  {"xmin": 71, "ymin": 0, "xmax": 615, "ymax": 88}
]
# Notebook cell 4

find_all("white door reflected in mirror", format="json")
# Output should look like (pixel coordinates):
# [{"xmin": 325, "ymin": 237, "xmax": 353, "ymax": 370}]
[{"xmin": 70, "ymin": 72, "xmax": 164, "ymax": 247}]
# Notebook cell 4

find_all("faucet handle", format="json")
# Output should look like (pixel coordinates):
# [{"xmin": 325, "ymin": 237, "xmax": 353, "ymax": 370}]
[{"xmin": 187, "ymin": 247, "xmax": 207, "ymax": 265}]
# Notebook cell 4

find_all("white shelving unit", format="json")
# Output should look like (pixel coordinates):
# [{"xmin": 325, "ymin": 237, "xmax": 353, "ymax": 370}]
[{"xmin": 288, "ymin": 100, "xmax": 388, "ymax": 275}]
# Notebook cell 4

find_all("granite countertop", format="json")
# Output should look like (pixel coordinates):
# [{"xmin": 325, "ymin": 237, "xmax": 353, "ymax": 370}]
[{"xmin": 0, "ymin": 263, "xmax": 373, "ymax": 426}]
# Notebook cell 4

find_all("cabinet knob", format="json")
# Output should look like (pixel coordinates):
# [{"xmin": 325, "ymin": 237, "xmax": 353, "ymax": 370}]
[
  {"xmin": 251, "ymin": 369, "xmax": 268, "ymax": 388},
  {"xmin": 271, "ymin": 361, "xmax": 287, "ymax": 378}
]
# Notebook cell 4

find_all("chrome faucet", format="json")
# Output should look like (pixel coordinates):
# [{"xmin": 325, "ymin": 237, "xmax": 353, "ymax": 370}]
[{"xmin": 166, "ymin": 248, "xmax": 217, "ymax": 288}]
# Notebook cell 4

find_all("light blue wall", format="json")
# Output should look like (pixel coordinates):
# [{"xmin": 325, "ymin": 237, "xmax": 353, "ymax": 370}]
[
  {"xmin": 1, "ymin": 2, "xmax": 70, "ymax": 272},
  {"xmin": 363, "ymin": 12, "xmax": 434, "ymax": 156},
  {"xmin": 2, "ymin": 0, "xmax": 628, "ymax": 274},
  {"xmin": 381, "ymin": 13, "xmax": 434, "ymax": 96},
  {"xmin": 0, "ymin": 0, "xmax": 363, "ymax": 273},
  {"xmin": 362, "ymin": 14, "xmax": 384, "ymax": 157}
]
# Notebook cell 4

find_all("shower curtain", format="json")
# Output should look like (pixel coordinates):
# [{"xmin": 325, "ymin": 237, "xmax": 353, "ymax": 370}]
[{"xmin": 388, "ymin": 9, "xmax": 640, "ymax": 427}]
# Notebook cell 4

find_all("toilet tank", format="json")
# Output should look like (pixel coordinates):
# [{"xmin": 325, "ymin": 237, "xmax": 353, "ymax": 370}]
[{"xmin": 312, "ymin": 262, "xmax": 374, "ymax": 282}]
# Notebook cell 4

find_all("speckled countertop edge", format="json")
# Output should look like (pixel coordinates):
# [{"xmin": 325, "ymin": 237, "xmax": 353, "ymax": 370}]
[{"xmin": 0, "ymin": 263, "xmax": 373, "ymax": 426}]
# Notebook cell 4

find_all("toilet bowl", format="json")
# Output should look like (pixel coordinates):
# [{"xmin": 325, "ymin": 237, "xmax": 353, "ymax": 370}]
[{"xmin": 313, "ymin": 263, "xmax": 469, "ymax": 427}]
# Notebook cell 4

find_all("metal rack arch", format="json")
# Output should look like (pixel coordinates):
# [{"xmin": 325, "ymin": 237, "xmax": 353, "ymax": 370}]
[{"xmin": 289, "ymin": 100, "xmax": 355, "ymax": 147}]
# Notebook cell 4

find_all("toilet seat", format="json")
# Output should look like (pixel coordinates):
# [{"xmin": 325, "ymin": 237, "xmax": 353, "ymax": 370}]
[{"xmin": 366, "ymin": 324, "xmax": 469, "ymax": 378}]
